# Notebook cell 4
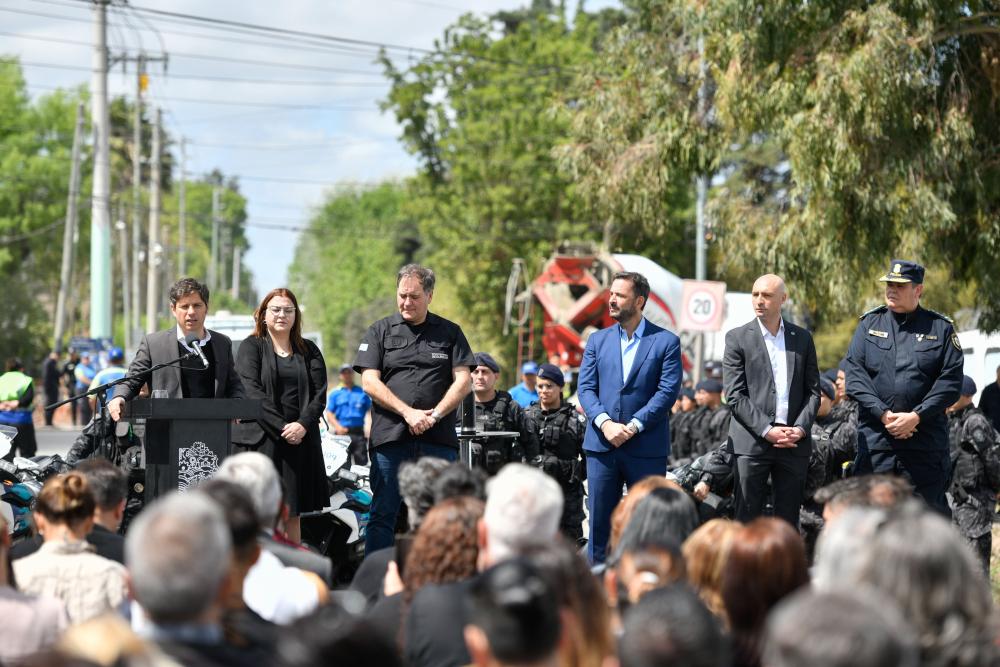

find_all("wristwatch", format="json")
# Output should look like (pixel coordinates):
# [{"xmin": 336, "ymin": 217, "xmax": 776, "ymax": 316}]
[
  {"xmin": 430, "ymin": 410, "xmax": 442, "ymax": 422},
  {"xmin": 626, "ymin": 422, "xmax": 639, "ymax": 434}
]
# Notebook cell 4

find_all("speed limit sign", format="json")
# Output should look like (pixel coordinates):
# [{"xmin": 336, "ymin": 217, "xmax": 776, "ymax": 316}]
[{"xmin": 680, "ymin": 280, "xmax": 726, "ymax": 332}]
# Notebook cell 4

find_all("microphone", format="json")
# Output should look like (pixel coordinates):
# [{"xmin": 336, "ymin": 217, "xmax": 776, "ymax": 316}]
[{"xmin": 184, "ymin": 332, "xmax": 210, "ymax": 369}]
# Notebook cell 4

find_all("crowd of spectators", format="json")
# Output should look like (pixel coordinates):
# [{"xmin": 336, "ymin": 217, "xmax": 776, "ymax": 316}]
[{"xmin": 1, "ymin": 454, "xmax": 998, "ymax": 667}]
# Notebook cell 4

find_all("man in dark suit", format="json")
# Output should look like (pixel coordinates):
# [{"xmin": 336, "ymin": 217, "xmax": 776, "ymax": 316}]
[
  {"xmin": 107, "ymin": 277, "xmax": 244, "ymax": 420},
  {"xmin": 578, "ymin": 271, "xmax": 683, "ymax": 564},
  {"xmin": 723, "ymin": 274, "xmax": 820, "ymax": 526}
]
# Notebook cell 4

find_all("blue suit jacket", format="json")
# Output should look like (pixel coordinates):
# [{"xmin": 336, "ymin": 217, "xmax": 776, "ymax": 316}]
[{"xmin": 577, "ymin": 319, "xmax": 683, "ymax": 458}]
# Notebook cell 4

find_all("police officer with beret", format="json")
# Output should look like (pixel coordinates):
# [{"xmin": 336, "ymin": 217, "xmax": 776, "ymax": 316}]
[
  {"xmin": 524, "ymin": 363, "xmax": 587, "ymax": 542},
  {"xmin": 469, "ymin": 352, "xmax": 539, "ymax": 474},
  {"xmin": 845, "ymin": 259, "xmax": 964, "ymax": 514},
  {"xmin": 354, "ymin": 264, "xmax": 476, "ymax": 552},
  {"xmin": 946, "ymin": 375, "xmax": 1000, "ymax": 573},
  {"xmin": 690, "ymin": 379, "xmax": 729, "ymax": 458}
]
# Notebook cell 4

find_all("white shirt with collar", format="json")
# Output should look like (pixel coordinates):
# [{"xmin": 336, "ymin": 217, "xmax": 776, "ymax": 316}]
[
  {"xmin": 757, "ymin": 318, "xmax": 790, "ymax": 434},
  {"xmin": 175, "ymin": 325, "xmax": 212, "ymax": 352}
]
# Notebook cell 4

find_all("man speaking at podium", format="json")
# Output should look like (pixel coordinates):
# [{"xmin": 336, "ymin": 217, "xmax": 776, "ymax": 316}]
[{"xmin": 107, "ymin": 278, "xmax": 245, "ymax": 421}]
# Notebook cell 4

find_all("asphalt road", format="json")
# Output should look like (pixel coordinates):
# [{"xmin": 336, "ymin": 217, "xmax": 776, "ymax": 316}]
[{"xmin": 34, "ymin": 425, "xmax": 80, "ymax": 458}]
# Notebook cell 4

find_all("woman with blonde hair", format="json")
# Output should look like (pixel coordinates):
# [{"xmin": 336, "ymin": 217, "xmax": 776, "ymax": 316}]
[
  {"xmin": 13, "ymin": 472, "xmax": 127, "ymax": 623},
  {"xmin": 682, "ymin": 518, "xmax": 740, "ymax": 626}
]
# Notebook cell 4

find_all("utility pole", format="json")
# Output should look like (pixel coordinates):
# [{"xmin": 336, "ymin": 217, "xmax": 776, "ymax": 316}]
[
  {"xmin": 90, "ymin": 0, "xmax": 112, "ymax": 339},
  {"xmin": 54, "ymin": 102, "xmax": 86, "ymax": 353},
  {"xmin": 693, "ymin": 23, "xmax": 709, "ymax": 384},
  {"xmin": 145, "ymin": 108, "xmax": 162, "ymax": 334},
  {"xmin": 231, "ymin": 246, "xmax": 241, "ymax": 301},
  {"xmin": 130, "ymin": 55, "xmax": 144, "ymax": 346},
  {"xmin": 209, "ymin": 187, "xmax": 220, "ymax": 294},
  {"xmin": 178, "ymin": 138, "xmax": 187, "ymax": 277},
  {"xmin": 115, "ymin": 214, "xmax": 129, "ymax": 350}
]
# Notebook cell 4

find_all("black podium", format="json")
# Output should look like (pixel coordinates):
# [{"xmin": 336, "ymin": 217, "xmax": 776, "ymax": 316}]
[{"xmin": 122, "ymin": 398, "xmax": 262, "ymax": 502}]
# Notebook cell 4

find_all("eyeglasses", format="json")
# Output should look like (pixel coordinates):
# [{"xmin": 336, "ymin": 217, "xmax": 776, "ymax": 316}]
[{"xmin": 267, "ymin": 306, "xmax": 296, "ymax": 316}]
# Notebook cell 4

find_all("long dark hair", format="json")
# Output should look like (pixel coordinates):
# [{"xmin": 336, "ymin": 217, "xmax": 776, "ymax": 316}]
[{"xmin": 253, "ymin": 287, "xmax": 306, "ymax": 354}]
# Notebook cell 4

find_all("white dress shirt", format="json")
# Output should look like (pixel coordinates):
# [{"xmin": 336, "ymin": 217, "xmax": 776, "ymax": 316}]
[{"xmin": 757, "ymin": 318, "xmax": 790, "ymax": 435}]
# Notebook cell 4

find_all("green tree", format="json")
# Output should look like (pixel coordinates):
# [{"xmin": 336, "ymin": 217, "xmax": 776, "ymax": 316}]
[
  {"xmin": 0, "ymin": 58, "xmax": 90, "ymax": 363},
  {"xmin": 378, "ymin": 2, "xmax": 611, "ymax": 362},
  {"xmin": 564, "ymin": 1, "xmax": 1000, "ymax": 329},
  {"xmin": 289, "ymin": 183, "xmax": 413, "ymax": 367}
]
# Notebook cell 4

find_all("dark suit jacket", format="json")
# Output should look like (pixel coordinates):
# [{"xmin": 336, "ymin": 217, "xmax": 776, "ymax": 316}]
[
  {"xmin": 577, "ymin": 319, "xmax": 683, "ymax": 458},
  {"xmin": 233, "ymin": 336, "xmax": 327, "ymax": 445},
  {"xmin": 723, "ymin": 319, "xmax": 820, "ymax": 458},
  {"xmin": 116, "ymin": 328, "xmax": 244, "ymax": 400}
]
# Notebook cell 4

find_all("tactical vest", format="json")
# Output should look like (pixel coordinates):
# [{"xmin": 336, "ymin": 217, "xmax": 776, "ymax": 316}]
[
  {"xmin": 528, "ymin": 404, "xmax": 583, "ymax": 461},
  {"xmin": 473, "ymin": 391, "xmax": 521, "ymax": 474}
]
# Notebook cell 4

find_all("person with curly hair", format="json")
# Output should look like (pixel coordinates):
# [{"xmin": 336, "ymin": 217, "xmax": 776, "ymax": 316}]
[{"xmin": 368, "ymin": 495, "xmax": 485, "ymax": 654}]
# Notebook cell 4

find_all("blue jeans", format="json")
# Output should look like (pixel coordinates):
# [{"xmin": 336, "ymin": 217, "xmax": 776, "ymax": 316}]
[{"xmin": 365, "ymin": 440, "xmax": 457, "ymax": 553}]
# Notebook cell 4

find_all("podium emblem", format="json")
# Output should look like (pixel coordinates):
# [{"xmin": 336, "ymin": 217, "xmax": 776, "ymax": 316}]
[{"xmin": 178, "ymin": 441, "xmax": 220, "ymax": 491}]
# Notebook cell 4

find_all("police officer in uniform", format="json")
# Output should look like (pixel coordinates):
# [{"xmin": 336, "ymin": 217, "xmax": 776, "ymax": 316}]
[
  {"xmin": 946, "ymin": 375, "xmax": 1000, "ymax": 574},
  {"xmin": 845, "ymin": 259, "xmax": 964, "ymax": 514},
  {"xmin": 669, "ymin": 387, "xmax": 697, "ymax": 465},
  {"xmin": 525, "ymin": 363, "xmax": 587, "ymax": 542},
  {"xmin": 690, "ymin": 379, "xmax": 728, "ymax": 457},
  {"xmin": 469, "ymin": 352, "xmax": 539, "ymax": 474}
]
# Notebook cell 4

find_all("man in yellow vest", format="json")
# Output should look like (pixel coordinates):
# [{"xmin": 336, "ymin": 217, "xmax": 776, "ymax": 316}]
[{"xmin": 0, "ymin": 358, "xmax": 37, "ymax": 460}]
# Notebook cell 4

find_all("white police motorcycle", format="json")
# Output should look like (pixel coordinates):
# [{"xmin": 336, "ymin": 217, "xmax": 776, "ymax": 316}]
[{"xmin": 300, "ymin": 430, "xmax": 372, "ymax": 585}]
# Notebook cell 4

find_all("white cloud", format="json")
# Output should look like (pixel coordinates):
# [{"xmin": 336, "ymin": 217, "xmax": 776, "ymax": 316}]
[{"xmin": 2, "ymin": 0, "xmax": 618, "ymax": 293}]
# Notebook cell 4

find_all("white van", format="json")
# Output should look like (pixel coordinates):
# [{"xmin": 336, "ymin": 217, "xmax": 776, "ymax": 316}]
[
  {"xmin": 206, "ymin": 310, "xmax": 323, "ymax": 359},
  {"xmin": 956, "ymin": 329, "xmax": 1000, "ymax": 403}
]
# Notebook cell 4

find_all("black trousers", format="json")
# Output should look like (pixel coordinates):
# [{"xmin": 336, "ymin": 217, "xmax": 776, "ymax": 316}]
[
  {"xmin": 734, "ymin": 452, "xmax": 808, "ymax": 527},
  {"xmin": 347, "ymin": 427, "xmax": 368, "ymax": 466},
  {"xmin": 43, "ymin": 388, "xmax": 59, "ymax": 425},
  {"xmin": 855, "ymin": 447, "xmax": 951, "ymax": 517}
]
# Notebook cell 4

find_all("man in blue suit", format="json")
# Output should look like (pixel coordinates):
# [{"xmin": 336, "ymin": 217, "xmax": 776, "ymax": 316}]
[{"xmin": 577, "ymin": 271, "xmax": 683, "ymax": 564}]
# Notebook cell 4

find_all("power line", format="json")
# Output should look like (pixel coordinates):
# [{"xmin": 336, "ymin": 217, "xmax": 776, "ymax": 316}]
[
  {"xmin": 0, "ymin": 30, "xmax": 384, "ymax": 75},
  {"xmin": 16, "ymin": 60, "xmax": 389, "ymax": 87}
]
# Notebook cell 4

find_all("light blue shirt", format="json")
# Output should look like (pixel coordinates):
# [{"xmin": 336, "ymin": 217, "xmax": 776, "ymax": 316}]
[{"xmin": 594, "ymin": 318, "xmax": 648, "ymax": 433}]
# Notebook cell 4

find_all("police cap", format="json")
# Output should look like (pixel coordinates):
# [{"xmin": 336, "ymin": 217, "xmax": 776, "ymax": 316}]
[
  {"xmin": 819, "ymin": 378, "xmax": 836, "ymax": 400},
  {"xmin": 474, "ymin": 352, "xmax": 500, "ymax": 373},
  {"xmin": 521, "ymin": 361, "xmax": 539, "ymax": 375},
  {"xmin": 821, "ymin": 368, "xmax": 838, "ymax": 383},
  {"xmin": 695, "ymin": 379, "xmax": 723, "ymax": 394},
  {"xmin": 537, "ymin": 363, "xmax": 564, "ymax": 387},
  {"xmin": 879, "ymin": 259, "xmax": 925, "ymax": 285},
  {"xmin": 338, "ymin": 363, "xmax": 353, "ymax": 373},
  {"xmin": 961, "ymin": 375, "xmax": 977, "ymax": 397},
  {"xmin": 109, "ymin": 347, "xmax": 124, "ymax": 363},
  {"xmin": 680, "ymin": 387, "xmax": 695, "ymax": 401}
]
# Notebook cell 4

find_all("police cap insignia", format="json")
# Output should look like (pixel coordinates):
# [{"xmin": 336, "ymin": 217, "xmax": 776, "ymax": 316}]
[{"xmin": 878, "ymin": 259, "xmax": 924, "ymax": 284}]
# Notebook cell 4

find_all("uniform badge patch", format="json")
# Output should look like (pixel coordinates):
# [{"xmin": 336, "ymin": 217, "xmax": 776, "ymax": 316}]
[
  {"xmin": 951, "ymin": 334, "xmax": 962, "ymax": 351},
  {"xmin": 358, "ymin": 343, "xmax": 369, "ymax": 351},
  {"xmin": 868, "ymin": 329, "xmax": 889, "ymax": 338},
  {"xmin": 431, "ymin": 352, "xmax": 448, "ymax": 359}
]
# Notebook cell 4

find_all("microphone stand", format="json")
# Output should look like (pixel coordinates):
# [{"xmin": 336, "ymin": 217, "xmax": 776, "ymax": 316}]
[{"xmin": 45, "ymin": 350, "xmax": 202, "ymax": 464}]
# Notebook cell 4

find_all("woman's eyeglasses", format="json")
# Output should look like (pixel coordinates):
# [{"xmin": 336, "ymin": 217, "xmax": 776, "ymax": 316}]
[{"xmin": 267, "ymin": 306, "xmax": 296, "ymax": 316}]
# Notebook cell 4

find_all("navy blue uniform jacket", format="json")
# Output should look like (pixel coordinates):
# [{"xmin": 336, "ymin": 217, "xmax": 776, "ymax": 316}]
[
  {"xmin": 577, "ymin": 319, "xmax": 682, "ymax": 458},
  {"xmin": 845, "ymin": 305, "xmax": 964, "ymax": 452}
]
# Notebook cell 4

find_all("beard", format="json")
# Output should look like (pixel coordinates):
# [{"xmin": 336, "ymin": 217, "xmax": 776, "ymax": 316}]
[{"xmin": 611, "ymin": 304, "xmax": 637, "ymax": 322}]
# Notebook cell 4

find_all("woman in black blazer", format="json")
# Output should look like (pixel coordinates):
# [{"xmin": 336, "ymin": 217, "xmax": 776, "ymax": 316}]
[{"xmin": 235, "ymin": 287, "xmax": 327, "ymax": 543}]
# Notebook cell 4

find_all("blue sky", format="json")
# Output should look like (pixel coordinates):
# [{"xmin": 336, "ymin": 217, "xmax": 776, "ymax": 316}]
[{"xmin": 2, "ymin": 0, "xmax": 618, "ymax": 298}]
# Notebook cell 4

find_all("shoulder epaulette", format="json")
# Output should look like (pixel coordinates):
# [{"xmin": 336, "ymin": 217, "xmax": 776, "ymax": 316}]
[
  {"xmin": 924, "ymin": 308, "xmax": 954, "ymax": 324},
  {"xmin": 858, "ymin": 304, "xmax": 887, "ymax": 320}
]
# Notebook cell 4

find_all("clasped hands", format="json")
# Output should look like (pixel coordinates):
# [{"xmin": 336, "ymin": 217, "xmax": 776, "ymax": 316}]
[
  {"xmin": 403, "ymin": 407, "xmax": 437, "ymax": 436},
  {"xmin": 765, "ymin": 426, "xmax": 805, "ymax": 449},
  {"xmin": 881, "ymin": 410, "xmax": 920, "ymax": 440},
  {"xmin": 282, "ymin": 422, "xmax": 307, "ymax": 445},
  {"xmin": 600, "ymin": 420, "xmax": 634, "ymax": 448}
]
